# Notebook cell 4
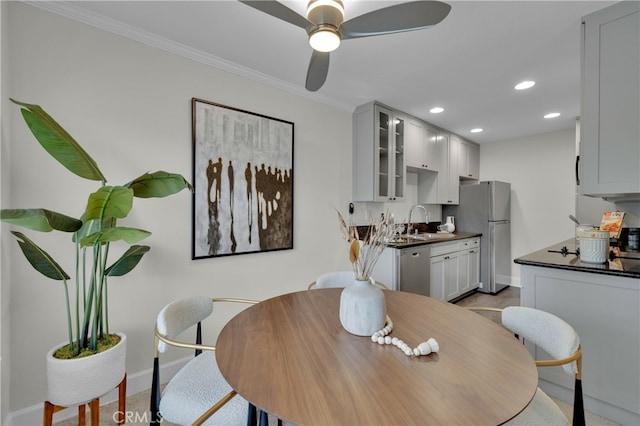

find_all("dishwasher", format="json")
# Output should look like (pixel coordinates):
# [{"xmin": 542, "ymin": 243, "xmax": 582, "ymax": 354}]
[{"xmin": 398, "ymin": 245, "xmax": 431, "ymax": 296}]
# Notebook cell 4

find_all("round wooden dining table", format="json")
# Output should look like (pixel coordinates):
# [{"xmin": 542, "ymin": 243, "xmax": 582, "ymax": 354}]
[{"xmin": 216, "ymin": 289, "xmax": 538, "ymax": 425}]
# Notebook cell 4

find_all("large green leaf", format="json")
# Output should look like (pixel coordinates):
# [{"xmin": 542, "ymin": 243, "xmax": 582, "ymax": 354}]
[
  {"xmin": 10, "ymin": 99, "xmax": 106, "ymax": 183},
  {"xmin": 1, "ymin": 209, "xmax": 82, "ymax": 233},
  {"xmin": 84, "ymin": 186, "xmax": 133, "ymax": 223},
  {"xmin": 80, "ymin": 227, "xmax": 151, "ymax": 247},
  {"xmin": 105, "ymin": 245, "xmax": 150, "ymax": 277},
  {"xmin": 72, "ymin": 216, "xmax": 120, "ymax": 244},
  {"xmin": 126, "ymin": 171, "xmax": 193, "ymax": 198},
  {"xmin": 10, "ymin": 231, "xmax": 69, "ymax": 280}
]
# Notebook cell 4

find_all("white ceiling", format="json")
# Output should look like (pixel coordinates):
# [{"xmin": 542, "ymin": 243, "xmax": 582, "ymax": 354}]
[{"xmin": 39, "ymin": 0, "xmax": 616, "ymax": 143}]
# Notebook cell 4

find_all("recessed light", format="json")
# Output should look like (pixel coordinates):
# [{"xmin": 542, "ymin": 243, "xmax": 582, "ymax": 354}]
[
  {"xmin": 430, "ymin": 107, "xmax": 444, "ymax": 114},
  {"xmin": 470, "ymin": 128, "xmax": 483, "ymax": 133},
  {"xmin": 514, "ymin": 81, "xmax": 536, "ymax": 90},
  {"xmin": 544, "ymin": 112, "xmax": 561, "ymax": 119}
]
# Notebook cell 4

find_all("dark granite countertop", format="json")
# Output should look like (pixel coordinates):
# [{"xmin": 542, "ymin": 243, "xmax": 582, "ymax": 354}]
[
  {"xmin": 514, "ymin": 239, "xmax": 640, "ymax": 279},
  {"xmin": 385, "ymin": 232, "xmax": 482, "ymax": 249}
]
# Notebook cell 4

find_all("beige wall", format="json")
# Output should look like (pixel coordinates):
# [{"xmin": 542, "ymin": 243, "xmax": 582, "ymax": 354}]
[
  {"xmin": 2, "ymin": 2, "xmax": 597, "ymax": 421},
  {"xmin": 479, "ymin": 127, "xmax": 577, "ymax": 285},
  {"xmin": 3, "ymin": 2, "xmax": 357, "ymax": 417}
]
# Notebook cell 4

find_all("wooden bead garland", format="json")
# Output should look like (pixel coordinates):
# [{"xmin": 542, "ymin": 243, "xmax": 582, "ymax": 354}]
[{"xmin": 370, "ymin": 316, "xmax": 439, "ymax": 357}]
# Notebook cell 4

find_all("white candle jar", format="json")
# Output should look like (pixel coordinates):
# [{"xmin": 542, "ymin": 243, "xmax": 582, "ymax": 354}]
[{"xmin": 578, "ymin": 230, "xmax": 610, "ymax": 264}]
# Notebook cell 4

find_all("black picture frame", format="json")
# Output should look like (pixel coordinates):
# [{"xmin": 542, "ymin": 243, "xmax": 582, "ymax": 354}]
[{"xmin": 191, "ymin": 98, "xmax": 294, "ymax": 259}]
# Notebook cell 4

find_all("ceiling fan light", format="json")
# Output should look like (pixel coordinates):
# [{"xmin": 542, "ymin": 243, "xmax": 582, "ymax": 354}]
[
  {"xmin": 307, "ymin": 0, "xmax": 344, "ymax": 22},
  {"xmin": 309, "ymin": 28, "xmax": 341, "ymax": 52}
]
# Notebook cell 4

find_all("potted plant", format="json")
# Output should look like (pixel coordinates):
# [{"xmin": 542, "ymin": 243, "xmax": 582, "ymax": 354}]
[{"xmin": 1, "ymin": 99, "xmax": 192, "ymax": 407}]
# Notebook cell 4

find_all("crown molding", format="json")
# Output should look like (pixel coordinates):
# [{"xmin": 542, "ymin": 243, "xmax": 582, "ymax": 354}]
[{"xmin": 22, "ymin": 1, "xmax": 353, "ymax": 113}]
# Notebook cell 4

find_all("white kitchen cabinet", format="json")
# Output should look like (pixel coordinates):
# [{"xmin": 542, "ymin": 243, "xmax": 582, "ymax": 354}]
[
  {"xmin": 372, "ymin": 247, "xmax": 399, "ymax": 291},
  {"xmin": 458, "ymin": 138, "xmax": 480, "ymax": 180},
  {"xmin": 430, "ymin": 238, "xmax": 480, "ymax": 301},
  {"xmin": 406, "ymin": 118, "xmax": 439, "ymax": 172},
  {"xmin": 353, "ymin": 102, "xmax": 406, "ymax": 202},
  {"xmin": 416, "ymin": 130, "xmax": 459, "ymax": 205},
  {"xmin": 459, "ymin": 244, "xmax": 480, "ymax": 293},
  {"xmin": 579, "ymin": 1, "xmax": 640, "ymax": 199},
  {"xmin": 431, "ymin": 251, "xmax": 460, "ymax": 301},
  {"xmin": 520, "ymin": 264, "xmax": 639, "ymax": 426},
  {"xmin": 437, "ymin": 131, "xmax": 459, "ymax": 205}
]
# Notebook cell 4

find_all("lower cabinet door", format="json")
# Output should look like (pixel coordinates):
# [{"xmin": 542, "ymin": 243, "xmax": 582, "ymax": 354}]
[
  {"xmin": 430, "ymin": 255, "xmax": 445, "ymax": 300},
  {"xmin": 431, "ymin": 253, "xmax": 460, "ymax": 301}
]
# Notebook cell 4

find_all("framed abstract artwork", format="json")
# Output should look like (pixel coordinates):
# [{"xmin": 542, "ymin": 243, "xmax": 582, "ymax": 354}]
[{"xmin": 191, "ymin": 98, "xmax": 294, "ymax": 259}]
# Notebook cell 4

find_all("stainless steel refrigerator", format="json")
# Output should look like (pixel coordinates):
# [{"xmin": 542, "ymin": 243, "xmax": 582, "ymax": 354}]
[{"xmin": 443, "ymin": 181, "xmax": 511, "ymax": 294}]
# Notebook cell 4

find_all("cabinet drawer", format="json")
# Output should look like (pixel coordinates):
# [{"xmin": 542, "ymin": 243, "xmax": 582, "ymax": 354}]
[
  {"xmin": 459, "ymin": 238, "xmax": 479, "ymax": 250},
  {"xmin": 430, "ymin": 241, "xmax": 460, "ymax": 256},
  {"xmin": 430, "ymin": 238, "xmax": 479, "ymax": 257}
]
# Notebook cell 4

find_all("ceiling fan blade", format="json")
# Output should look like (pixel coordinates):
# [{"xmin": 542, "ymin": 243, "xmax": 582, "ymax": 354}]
[
  {"xmin": 306, "ymin": 51, "xmax": 330, "ymax": 92},
  {"xmin": 238, "ymin": 1, "xmax": 312, "ymax": 31},
  {"xmin": 340, "ymin": 1, "xmax": 451, "ymax": 39}
]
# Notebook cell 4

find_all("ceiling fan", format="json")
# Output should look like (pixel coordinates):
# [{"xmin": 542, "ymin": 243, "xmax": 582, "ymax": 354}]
[{"xmin": 239, "ymin": 0, "xmax": 451, "ymax": 91}]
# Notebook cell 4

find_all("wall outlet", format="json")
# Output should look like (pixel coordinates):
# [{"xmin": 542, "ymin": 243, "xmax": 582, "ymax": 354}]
[{"xmin": 478, "ymin": 282, "xmax": 483, "ymax": 289}]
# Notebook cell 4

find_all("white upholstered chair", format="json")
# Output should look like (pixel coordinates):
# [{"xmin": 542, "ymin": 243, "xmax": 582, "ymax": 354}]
[
  {"xmin": 150, "ymin": 296, "xmax": 264, "ymax": 426},
  {"xmin": 468, "ymin": 306, "xmax": 584, "ymax": 426},
  {"xmin": 308, "ymin": 270, "xmax": 389, "ymax": 290}
]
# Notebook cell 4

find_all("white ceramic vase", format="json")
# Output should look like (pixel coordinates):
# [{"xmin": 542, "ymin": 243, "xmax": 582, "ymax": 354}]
[
  {"xmin": 445, "ymin": 216, "xmax": 456, "ymax": 233},
  {"xmin": 339, "ymin": 278, "xmax": 386, "ymax": 336},
  {"xmin": 46, "ymin": 332, "xmax": 127, "ymax": 406}
]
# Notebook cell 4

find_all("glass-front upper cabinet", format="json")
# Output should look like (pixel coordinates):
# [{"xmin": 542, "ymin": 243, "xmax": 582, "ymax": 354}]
[
  {"xmin": 377, "ymin": 108, "xmax": 391, "ymax": 199},
  {"xmin": 391, "ymin": 114, "xmax": 405, "ymax": 200},
  {"xmin": 353, "ymin": 102, "xmax": 406, "ymax": 202}
]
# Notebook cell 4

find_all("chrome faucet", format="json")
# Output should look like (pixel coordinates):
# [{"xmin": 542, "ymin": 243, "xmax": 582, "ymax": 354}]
[{"xmin": 407, "ymin": 204, "xmax": 428, "ymax": 235}]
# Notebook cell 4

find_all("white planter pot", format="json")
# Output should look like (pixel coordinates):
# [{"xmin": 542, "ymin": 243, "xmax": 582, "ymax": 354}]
[
  {"xmin": 339, "ymin": 279, "xmax": 386, "ymax": 336},
  {"xmin": 46, "ymin": 332, "xmax": 126, "ymax": 406}
]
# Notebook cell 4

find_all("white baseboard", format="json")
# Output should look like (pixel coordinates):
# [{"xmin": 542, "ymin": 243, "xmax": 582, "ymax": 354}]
[
  {"xmin": 7, "ymin": 356, "xmax": 190, "ymax": 425},
  {"xmin": 497, "ymin": 274, "xmax": 520, "ymax": 288},
  {"xmin": 510, "ymin": 276, "xmax": 522, "ymax": 287}
]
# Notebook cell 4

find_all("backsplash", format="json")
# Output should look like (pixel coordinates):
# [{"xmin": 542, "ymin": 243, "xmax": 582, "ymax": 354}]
[{"xmin": 355, "ymin": 222, "xmax": 441, "ymax": 238}]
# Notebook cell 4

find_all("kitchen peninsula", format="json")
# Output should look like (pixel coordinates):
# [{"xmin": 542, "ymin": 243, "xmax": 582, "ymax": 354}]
[
  {"xmin": 515, "ymin": 239, "xmax": 640, "ymax": 278},
  {"xmin": 515, "ymin": 240, "xmax": 640, "ymax": 425}
]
